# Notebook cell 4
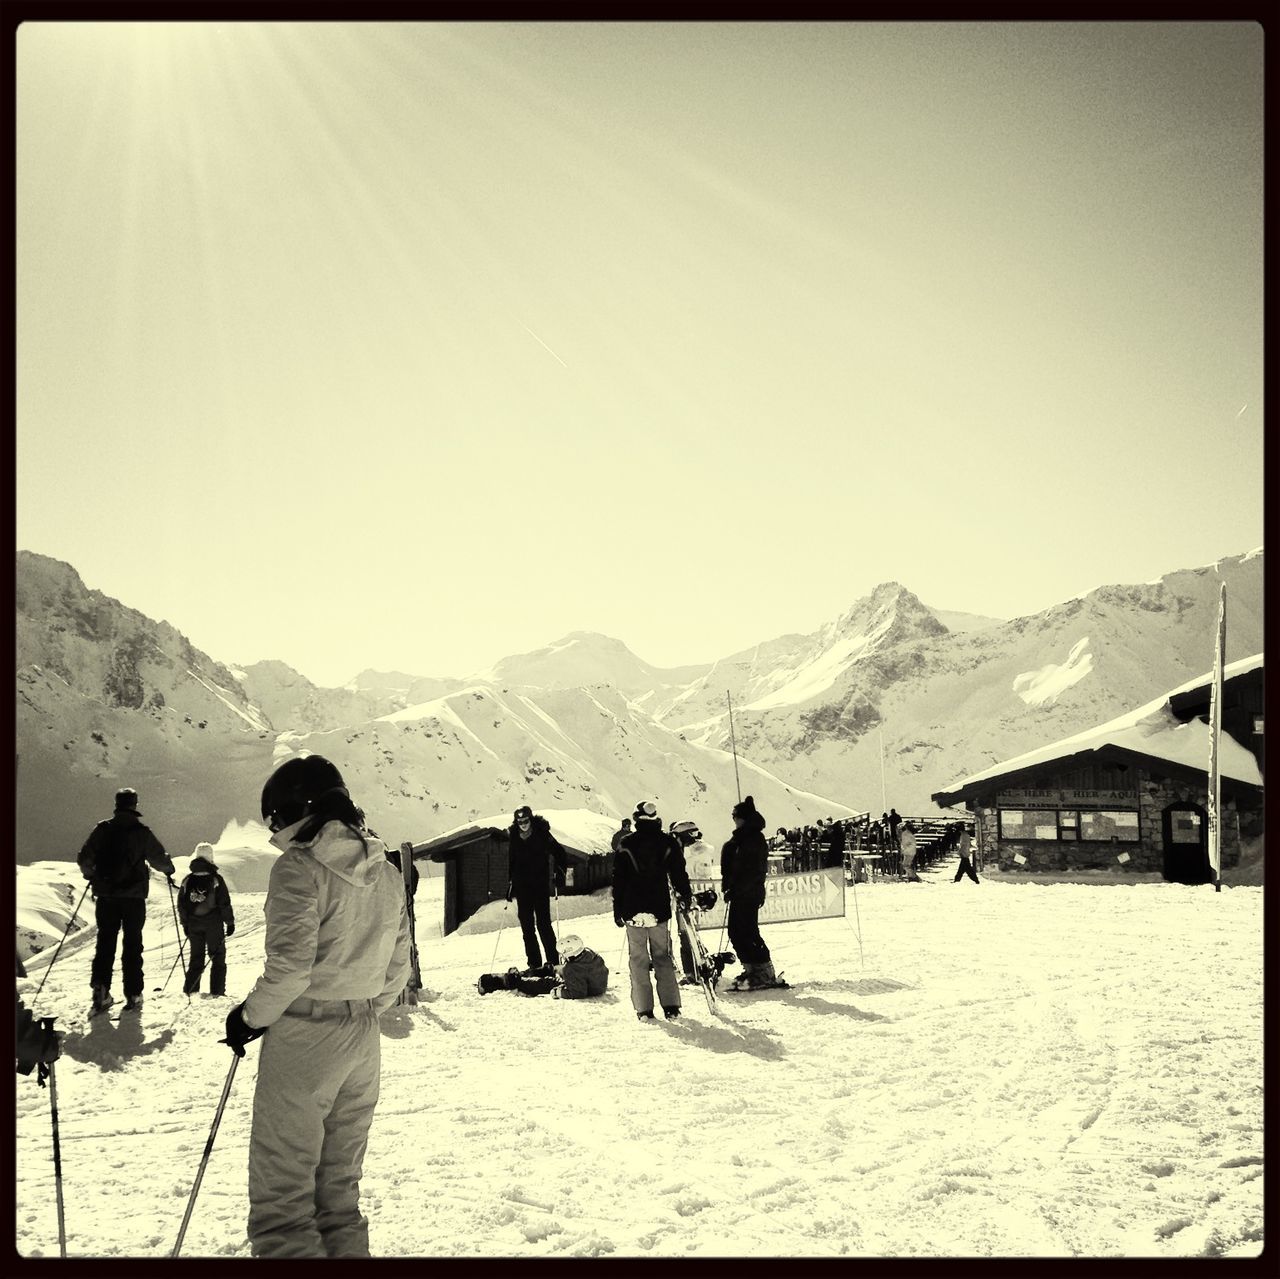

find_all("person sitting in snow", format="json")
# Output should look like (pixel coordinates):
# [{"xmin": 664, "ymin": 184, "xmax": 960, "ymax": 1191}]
[
  {"xmin": 613, "ymin": 801, "xmax": 691, "ymax": 1021},
  {"xmin": 506, "ymin": 805, "xmax": 568, "ymax": 973},
  {"xmin": 178, "ymin": 843, "xmax": 236, "ymax": 996},
  {"xmin": 477, "ymin": 934, "xmax": 608, "ymax": 998}
]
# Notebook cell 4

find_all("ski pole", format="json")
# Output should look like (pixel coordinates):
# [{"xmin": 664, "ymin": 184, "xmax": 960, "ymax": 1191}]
[
  {"xmin": 489, "ymin": 904, "xmax": 509, "ymax": 969},
  {"xmin": 154, "ymin": 947, "xmax": 185, "ymax": 995},
  {"xmin": 172, "ymin": 1053, "xmax": 239, "ymax": 1257},
  {"xmin": 44, "ymin": 1033, "xmax": 67, "ymax": 1259},
  {"xmin": 31, "ymin": 883, "xmax": 91, "ymax": 1006},
  {"xmin": 726, "ymin": 691, "xmax": 742, "ymax": 802},
  {"xmin": 847, "ymin": 868, "xmax": 865, "ymax": 970},
  {"xmin": 165, "ymin": 875, "xmax": 190, "ymax": 982}
]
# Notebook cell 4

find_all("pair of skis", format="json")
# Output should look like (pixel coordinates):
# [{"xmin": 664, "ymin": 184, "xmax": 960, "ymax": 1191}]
[{"xmin": 674, "ymin": 902, "xmax": 723, "ymax": 1015}]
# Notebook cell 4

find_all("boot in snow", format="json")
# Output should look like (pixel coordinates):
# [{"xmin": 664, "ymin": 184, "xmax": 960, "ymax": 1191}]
[
  {"xmin": 123, "ymin": 994, "xmax": 144, "ymax": 1013},
  {"xmin": 748, "ymin": 961, "xmax": 778, "ymax": 989},
  {"xmin": 636, "ymin": 1010, "xmax": 656, "ymax": 1022},
  {"xmin": 662, "ymin": 1005, "xmax": 681, "ymax": 1020},
  {"xmin": 91, "ymin": 985, "xmax": 114, "ymax": 1014}
]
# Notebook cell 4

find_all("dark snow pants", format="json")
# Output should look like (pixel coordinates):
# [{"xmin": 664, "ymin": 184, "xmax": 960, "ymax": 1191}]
[
  {"xmin": 91, "ymin": 897, "xmax": 147, "ymax": 998},
  {"xmin": 183, "ymin": 916, "xmax": 227, "ymax": 994},
  {"xmin": 727, "ymin": 897, "xmax": 770, "ymax": 966},
  {"xmin": 515, "ymin": 889, "xmax": 558, "ymax": 969},
  {"xmin": 953, "ymin": 856, "xmax": 980, "ymax": 884}
]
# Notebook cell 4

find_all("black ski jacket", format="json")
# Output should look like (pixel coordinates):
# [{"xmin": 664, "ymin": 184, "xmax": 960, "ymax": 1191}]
[
  {"xmin": 612, "ymin": 824, "xmax": 691, "ymax": 924},
  {"xmin": 78, "ymin": 812, "xmax": 174, "ymax": 899},
  {"xmin": 506, "ymin": 816, "xmax": 568, "ymax": 895},
  {"xmin": 178, "ymin": 857, "xmax": 235, "ymax": 932},
  {"xmin": 721, "ymin": 813, "xmax": 769, "ymax": 907}
]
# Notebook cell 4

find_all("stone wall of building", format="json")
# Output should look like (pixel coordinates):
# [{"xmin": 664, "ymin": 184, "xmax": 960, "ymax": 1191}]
[{"xmin": 971, "ymin": 766, "xmax": 1244, "ymax": 876}]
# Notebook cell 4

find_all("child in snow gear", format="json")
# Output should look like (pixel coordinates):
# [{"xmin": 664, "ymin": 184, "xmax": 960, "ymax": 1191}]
[
  {"xmin": 77, "ymin": 787, "xmax": 176, "ymax": 1014},
  {"xmin": 613, "ymin": 801, "xmax": 692, "ymax": 1021},
  {"xmin": 722, "ymin": 796, "xmax": 780, "ymax": 990},
  {"xmin": 178, "ymin": 844, "xmax": 236, "ymax": 995},
  {"xmin": 476, "ymin": 935, "xmax": 609, "ymax": 998},
  {"xmin": 506, "ymin": 805, "xmax": 568, "ymax": 972},
  {"xmin": 231, "ymin": 754, "xmax": 411, "ymax": 1258}
]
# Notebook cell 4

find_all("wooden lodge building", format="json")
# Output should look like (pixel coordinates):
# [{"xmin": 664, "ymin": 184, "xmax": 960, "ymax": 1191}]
[{"xmin": 931, "ymin": 655, "xmax": 1263, "ymax": 882}]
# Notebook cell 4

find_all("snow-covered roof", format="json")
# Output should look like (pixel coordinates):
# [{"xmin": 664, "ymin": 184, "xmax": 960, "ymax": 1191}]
[{"xmin": 933, "ymin": 654, "xmax": 1264, "ymax": 805}]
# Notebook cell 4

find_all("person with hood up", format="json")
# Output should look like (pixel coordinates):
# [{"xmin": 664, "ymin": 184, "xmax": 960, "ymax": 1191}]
[
  {"xmin": 612, "ymin": 801, "xmax": 692, "ymax": 1021},
  {"xmin": 77, "ymin": 787, "xmax": 176, "ymax": 1014},
  {"xmin": 221, "ymin": 755, "xmax": 410, "ymax": 1258},
  {"xmin": 506, "ymin": 805, "xmax": 568, "ymax": 973},
  {"xmin": 178, "ymin": 843, "xmax": 236, "ymax": 996},
  {"xmin": 722, "ymin": 795, "xmax": 778, "ymax": 989}
]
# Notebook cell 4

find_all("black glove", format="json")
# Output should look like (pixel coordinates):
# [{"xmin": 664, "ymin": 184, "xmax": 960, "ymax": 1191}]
[
  {"xmin": 505, "ymin": 885, "xmax": 513, "ymax": 903},
  {"xmin": 756, "ymin": 887, "xmax": 767, "ymax": 909},
  {"xmin": 614, "ymin": 915, "xmax": 625, "ymax": 928},
  {"xmin": 723, "ymin": 888, "xmax": 733, "ymax": 903},
  {"xmin": 694, "ymin": 889, "xmax": 718, "ymax": 912},
  {"xmin": 554, "ymin": 873, "xmax": 566, "ymax": 891},
  {"xmin": 220, "ymin": 1002, "xmax": 266, "ymax": 1058},
  {"xmin": 677, "ymin": 896, "xmax": 692, "ymax": 914},
  {"xmin": 226, "ymin": 923, "xmax": 235, "ymax": 937}
]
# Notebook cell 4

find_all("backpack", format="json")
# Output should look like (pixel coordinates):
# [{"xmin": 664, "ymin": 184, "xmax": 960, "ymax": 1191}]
[
  {"xmin": 97, "ymin": 822, "xmax": 146, "ymax": 892},
  {"xmin": 182, "ymin": 873, "xmax": 219, "ymax": 917}
]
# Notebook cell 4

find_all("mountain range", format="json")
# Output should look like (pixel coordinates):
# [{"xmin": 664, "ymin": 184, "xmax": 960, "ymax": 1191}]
[{"xmin": 14, "ymin": 547, "xmax": 1262, "ymax": 865}]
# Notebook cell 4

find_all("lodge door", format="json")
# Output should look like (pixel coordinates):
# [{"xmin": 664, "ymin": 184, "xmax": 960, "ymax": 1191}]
[{"xmin": 1162, "ymin": 803, "xmax": 1211, "ymax": 884}]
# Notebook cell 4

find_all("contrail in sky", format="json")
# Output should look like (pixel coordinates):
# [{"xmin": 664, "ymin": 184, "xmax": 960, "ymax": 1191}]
[
  {"xmin": 518, "ymin": 321, "xmax": 568, "ymax": 368},
  {"xmin": 1235, "ymin": 403, "xmax": 1248, "ymax": 419}
]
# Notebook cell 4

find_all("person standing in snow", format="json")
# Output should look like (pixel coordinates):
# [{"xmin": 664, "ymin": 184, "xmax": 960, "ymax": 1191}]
[
  {"xmin": 506, "ymin": 805, "xmax": 567, "ymax": 973},
  {"xmin": 221, "ymin": 755, "xmax": 410, "ymax": 1258},
  {"xmin": 887, "ymin": 808, "xmax": 902, "ymax": 849},
  {"xmin": 611, "ymin": 817, "xmax": 632, "ymax": 852},
  {"xmin": 77, "ymin": 787, "xmax": 176, "ymax": 1014},
  {"xmin": 953, "ymin": 826, "xmax": 980, "ymax": 884},
  {"xmin": 900, "ymin": 822, "xmax": 921, "ymax": 881},
  {"xmin": 670, "ymin": 821, "xmax": 717, "ymax": 985},
  {"xmin": 178, "ymin": 843, "xmax": 236, "ymax": 996},
  {"xmin": 612, "ymin": 801, "xmax": 691, "ymax": 1021},
  {"xmin": 722, "ymin": 795, "xmax": 778, "ymax": 989}
]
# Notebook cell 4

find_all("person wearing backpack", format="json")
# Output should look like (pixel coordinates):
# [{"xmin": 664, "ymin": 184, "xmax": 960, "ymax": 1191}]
[
  {"xmin": 77, "ymin": 787, "xmax": 175, "ymax": 1014},
  {"xmin": 612, "ymin": 800, "xmax": 692, "ymax": 1021},
  {"xmin": 178, "ymin": 843, "xmax": 236, "ymax": 996}
]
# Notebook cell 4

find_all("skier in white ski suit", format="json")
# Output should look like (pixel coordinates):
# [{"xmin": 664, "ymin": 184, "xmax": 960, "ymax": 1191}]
[{"xmin": 224, "ymin": 756, "xmax": 410, "ymax": 1258}]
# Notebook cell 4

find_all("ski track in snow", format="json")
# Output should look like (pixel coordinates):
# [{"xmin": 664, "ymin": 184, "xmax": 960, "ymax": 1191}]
[{"xmin": 15, "ymin": 869, "xmax": 1263, "ymax": 1259}]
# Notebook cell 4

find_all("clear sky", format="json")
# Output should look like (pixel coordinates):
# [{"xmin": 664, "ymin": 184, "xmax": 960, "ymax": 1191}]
[{"xmin": 16, "ymin": 22, "xmax": 1263, "ymax": 687}]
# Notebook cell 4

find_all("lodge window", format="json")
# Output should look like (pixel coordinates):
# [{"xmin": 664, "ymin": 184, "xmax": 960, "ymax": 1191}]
[
  {"xmin": 998, "ymin": 808, "xmax": 1140, "ymax": 842},
  {"xmin": 1079, "ymin": 810, "xmax": 1140, "ymax": 842},
  {"xmin": 998, "ymin": 809, "xmax": 1059, "ymax": 840}
]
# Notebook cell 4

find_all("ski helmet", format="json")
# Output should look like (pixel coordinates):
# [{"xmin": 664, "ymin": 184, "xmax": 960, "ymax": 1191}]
[
  {"xmin": 261, "ymin": 755, "xmax": 347, "ymax": 833},
  {"xmin": 559, "ymin": 935, "xmax": 585, "ymax": 959}
]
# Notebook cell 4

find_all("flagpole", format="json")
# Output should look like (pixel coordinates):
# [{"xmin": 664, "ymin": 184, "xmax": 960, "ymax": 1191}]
[{"xmin": 1207, "ymin": 583, "xmax": 1226, "ymax": 893}]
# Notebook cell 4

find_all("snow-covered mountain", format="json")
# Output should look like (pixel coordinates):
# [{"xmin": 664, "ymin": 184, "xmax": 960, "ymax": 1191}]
[
  {"xmin": 475, "ymin": 631, "xmax": 711, "ymax": 704},
  {"xmin": 15, "ymin": 546, "xmax": 1263, "ymax": 871},
  {"xmin": 685, "ymin": 551, "xmax": 1264, "ymax": 817},
  {"xmin": 14, "ymin": 553, "xmax": 854, "ymax": 867}
]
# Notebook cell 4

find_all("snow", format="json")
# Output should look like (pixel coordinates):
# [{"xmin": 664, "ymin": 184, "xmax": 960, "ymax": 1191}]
[
  {"xmin": 1011, "ymin": 636, "xmax": 1094, "ymax": 706},
  {"xmin": 184, "ymin": 669, "xmax": 271, "ymax": 733},
  {"xmin": 745, "ymin": 613, "xmax": 892, "ymax": 711},
  {"xmin": 943, "ymin": 654, "xmax": 1265, "ymax": 797},
  {"xmin": 1241, "ymin": 546, "xmax": 1263, "ymax": 562},
  {"xmin": 16, "ymin": 862, "xmax": 1262, "ymax": 1258}
]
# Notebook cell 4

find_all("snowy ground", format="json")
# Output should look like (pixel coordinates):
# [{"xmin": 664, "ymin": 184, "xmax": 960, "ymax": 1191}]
[{"xmin": 16, "ymin": 859, "xmax": 1263, "ymax": 1259}]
